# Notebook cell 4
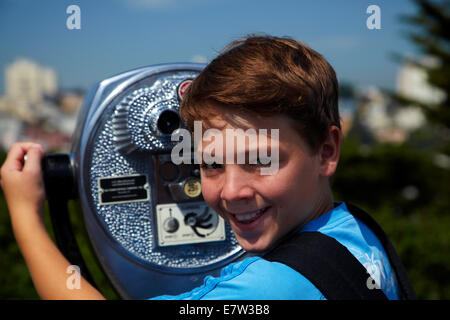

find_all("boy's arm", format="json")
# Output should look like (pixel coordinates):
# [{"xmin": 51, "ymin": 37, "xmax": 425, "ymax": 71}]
[{"xmin": 0, "ymin": 142, "xmax": 105, "ymax": 300}]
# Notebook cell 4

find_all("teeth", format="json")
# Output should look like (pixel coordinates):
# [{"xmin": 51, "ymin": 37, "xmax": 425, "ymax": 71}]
[
  {"xmin": 235, "ymin": 212, "xmax": 258, "ymax": 221},
  {"xmin": 233, "ymin": 208, "xmax": 266, "ymax": 222}
]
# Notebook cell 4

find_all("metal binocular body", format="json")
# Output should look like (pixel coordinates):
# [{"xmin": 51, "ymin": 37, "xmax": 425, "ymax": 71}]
[{"xmin": 42, "ymin": 63, "xmax": 246, "ymax": 299}]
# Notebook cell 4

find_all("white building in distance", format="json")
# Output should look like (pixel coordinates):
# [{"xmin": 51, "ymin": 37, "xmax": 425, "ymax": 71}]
[
  {"xmin": 395, "ymin": 56, "xmax": 446, "ymax": 132},
  {"xmin": 354, "ymin": 56, "xmax": 447, "ymax": 144},
  {"xmin": 3, "ymin": 58, "xmax": 58, "ymax": 121},
  {"xmin": 396, "ymin": 56, "xmax": 446, "ymax": 106}
]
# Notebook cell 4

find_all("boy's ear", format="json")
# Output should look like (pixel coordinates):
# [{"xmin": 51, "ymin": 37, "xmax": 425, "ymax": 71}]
[{"xmin": 319, "ymin": 126, "xmax": 342, "ymax": 177}]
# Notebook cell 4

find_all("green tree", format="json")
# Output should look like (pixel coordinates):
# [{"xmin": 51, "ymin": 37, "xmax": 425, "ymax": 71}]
[
  {"xmin": 393, "ymin": 0, "xmax": 450, "ymax": 144},
  {"xmin": 334, "ymin": 0, "xmax": 450, "ymax": 299}
]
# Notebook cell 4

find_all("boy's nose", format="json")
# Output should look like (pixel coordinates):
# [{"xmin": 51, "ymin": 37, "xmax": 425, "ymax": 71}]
[{"xmin": 219, "ymin": 166, "xmax": 255, "ymax": 203}]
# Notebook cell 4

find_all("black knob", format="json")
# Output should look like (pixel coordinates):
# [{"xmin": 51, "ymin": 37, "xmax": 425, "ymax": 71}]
[
  {"xmin": 42, "ymin": 154, "xmax": 77, "ymax": 200},
  {"xmin": 163, "ymin": 217, "xmax": 179, "ymax": 233},
  {"xmin": 184, "ymin": 212, "xmax": 198, "ymax": 227}
]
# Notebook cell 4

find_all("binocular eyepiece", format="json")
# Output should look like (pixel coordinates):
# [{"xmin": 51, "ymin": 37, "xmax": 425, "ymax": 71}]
[{"xmin": 155, "ymin": 109, "xmax": 181, "ymax": 136}]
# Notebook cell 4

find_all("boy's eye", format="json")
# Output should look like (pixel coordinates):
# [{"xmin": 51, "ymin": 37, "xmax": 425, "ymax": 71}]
[
  {"xmin": 200, "ymin": 162, "xmax": 223, "ymax": 170},
  {"xmin": 199, "ymin": 158, "xmax": 272, "ymax": 173},
  {"xmin": 252, "ymin": 157, "xmax": 272, "ymax": 167}
]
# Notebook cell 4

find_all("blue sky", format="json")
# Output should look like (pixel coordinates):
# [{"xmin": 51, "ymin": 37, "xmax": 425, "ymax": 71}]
[{"xmin": 0, "ymin": 0, "xmax": 419, "ymax": 95}]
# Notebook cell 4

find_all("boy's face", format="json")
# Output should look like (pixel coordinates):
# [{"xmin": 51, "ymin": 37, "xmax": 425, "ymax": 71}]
[{"xmin": 198, "ymin": 107, "xmax": 335, "ymax": 253}]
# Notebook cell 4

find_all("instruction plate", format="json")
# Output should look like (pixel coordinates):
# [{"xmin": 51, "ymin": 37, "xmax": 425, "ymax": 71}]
[
  {"xmin": 98, "ymin": 175, "xmax": 150, "ymax": 205},
  {"xmin": 156, "ymin": 202, "xmax": 226, "ymax": 246}
]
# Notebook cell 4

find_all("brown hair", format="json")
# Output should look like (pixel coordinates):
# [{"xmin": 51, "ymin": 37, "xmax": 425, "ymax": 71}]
[{"xmin": 180, "ymin": 34, "xmax": 340, "ymax": 153}]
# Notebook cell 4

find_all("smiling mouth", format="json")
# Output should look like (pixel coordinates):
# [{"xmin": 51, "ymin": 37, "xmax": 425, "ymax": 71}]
[{"xmin": 228, "ymin": 206, "xmax": 271, "ymax": 224}]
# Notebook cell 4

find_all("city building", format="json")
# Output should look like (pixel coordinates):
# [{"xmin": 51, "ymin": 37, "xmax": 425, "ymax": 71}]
[
  {"xmin": 4, "ymin": 58, "xmax": 58, "ymax": 120},
  {"xmin": 350, "ymin": 56, "xmax": 446, "ymax": 145},
  {"xmin": 396, "ymin": 56, "xmax": 446, "ymax": 106},
  {"xmin": 0, "ymin": 58, "xmax": 81, "ymax": 153}
]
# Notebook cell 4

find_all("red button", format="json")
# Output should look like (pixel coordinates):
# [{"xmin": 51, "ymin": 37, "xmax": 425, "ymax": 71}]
[{"xmin": 177, "ymin": 79, "xmax": 192, "ymax": 100}]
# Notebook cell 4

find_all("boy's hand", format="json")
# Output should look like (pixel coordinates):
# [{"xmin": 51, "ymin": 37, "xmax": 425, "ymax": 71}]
[
  {"xmin": 0, "ymin": 142, "xmax": 46, "ymax": 226},
  {"xmin": 1, "ymin": 142, "xmax": 106, "ymax": 299}
]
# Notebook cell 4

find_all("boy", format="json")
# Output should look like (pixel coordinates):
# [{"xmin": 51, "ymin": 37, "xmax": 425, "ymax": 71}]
[{"xmin": 0, "ymin": 35, "xmax": 401, "ymax": 299}]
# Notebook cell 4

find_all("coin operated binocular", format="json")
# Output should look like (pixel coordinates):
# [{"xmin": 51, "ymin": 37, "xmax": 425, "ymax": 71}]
[{"xmin": 41, "ymin": 64, "xmax": 245, "ymax": 299}]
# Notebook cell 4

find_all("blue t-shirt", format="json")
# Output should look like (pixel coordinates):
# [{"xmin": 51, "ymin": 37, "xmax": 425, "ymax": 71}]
[{"xmin": 150, "ymin": 202, "xmax": 400, "ymax": 300}]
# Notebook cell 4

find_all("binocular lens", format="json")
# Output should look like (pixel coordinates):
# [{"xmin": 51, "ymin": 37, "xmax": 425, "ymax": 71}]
[{"xmin": 156, "ymin": 109, "xmax": 180, "ymax": 135}]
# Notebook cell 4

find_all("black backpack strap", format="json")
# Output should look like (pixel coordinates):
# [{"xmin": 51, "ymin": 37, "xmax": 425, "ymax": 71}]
[
  {"xmin": 264, "ymin": 203, "xmax": 417, "ymax": 300},
  {"xmin": 264, "ymin": 231, "xmax": 388, "ymax": 300},
  {"xmin": 344, "ymin": 203, "xmax": 417, "ymax": 300}
]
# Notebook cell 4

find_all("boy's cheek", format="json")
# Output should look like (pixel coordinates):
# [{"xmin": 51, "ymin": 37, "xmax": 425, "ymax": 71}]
[
  {"xmin": 201, "ymin": 183, "xmax": 228, "ymax": 223},
  {"xmin": 201, "ymin": 181, "xmax": 219, "ymax": 207}
]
